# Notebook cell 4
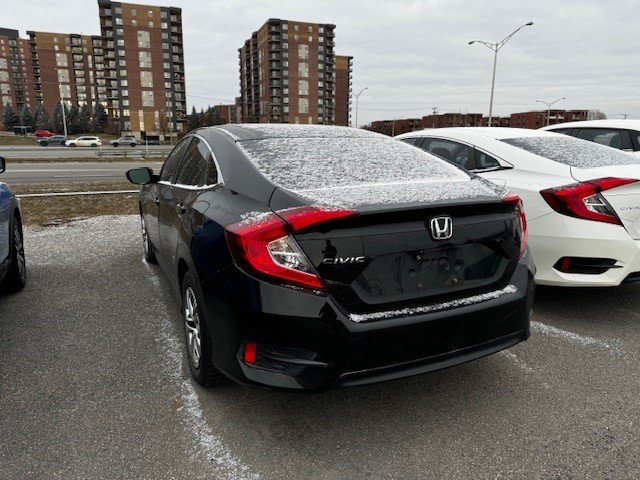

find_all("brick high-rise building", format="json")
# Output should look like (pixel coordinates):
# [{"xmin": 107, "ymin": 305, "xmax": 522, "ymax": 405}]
[
  {"xmin": 97, "ymin": 0, "xmax": 187, "ymax": 136},
  {"xmin": 334, "ymin": 55, "xmax": 352, "ymax": 126},
  {"xmin": 1, "ymin": 0, "xmax": 186, "ymax": 138},
  {"xmin": 239, "ymin": 18, "xmax": 346, "ymax": 124},
  {"xmin": 26, "ymin": 31, "xmax": 104, "ymax": 114},
  {"xmin": 0, "ymin": 28, "xmax": 36, "ymax": 114}
]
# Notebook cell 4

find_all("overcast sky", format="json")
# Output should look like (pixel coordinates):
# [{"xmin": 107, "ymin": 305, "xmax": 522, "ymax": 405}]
[{"xmin": 4, "ymin": 0, "xmax": 639, "ymax": 124}]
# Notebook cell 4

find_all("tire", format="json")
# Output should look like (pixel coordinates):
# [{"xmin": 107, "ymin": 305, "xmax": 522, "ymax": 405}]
[
  {"xmin": 40, "ymin": 142, "xmax": 48, "ymax": 147},
  {"xmin": 182, "ymin": 270, "xmax": 226, "ymax": 387},
  {"xmin": 69, "ymin": 144, "xmax": 76, "ymax": 147},
  {"xmin": 130, "ymin": 143, "xmax": 136, "ymax": 147},
  {"xmin": 91, "ymin": 143, "xmax": 98, "ymax": 148},
  {"xmin": 1, "ymin": 213, "xmax": 26, "ymax": 293},
  {"xmin": 140, "ymin": 215, "xmax": 157, "ymax": 264},
  {"xmin": 113, "ymin": 143, "xmax": 119, "ymax": 147}
]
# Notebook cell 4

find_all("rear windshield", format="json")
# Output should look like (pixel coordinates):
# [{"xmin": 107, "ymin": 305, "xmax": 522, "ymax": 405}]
[
  {"xmin": 237, "ymin": 137, "xmax": 469, "ymax": 191},
  {"xmin": 502, "ymin": 136, "xmax": 640, "ymax": 169}
]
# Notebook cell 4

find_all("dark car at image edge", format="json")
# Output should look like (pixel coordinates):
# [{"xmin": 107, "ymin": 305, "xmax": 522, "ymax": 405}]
[
  {"xmin": 127, "ymin": 125, "xmax": 534, "ymax": 392},
  {"xmin": 0, "ymin": 156, "xmax": 27, "ymax": 293}
]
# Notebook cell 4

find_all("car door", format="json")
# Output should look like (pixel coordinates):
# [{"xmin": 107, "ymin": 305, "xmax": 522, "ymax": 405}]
[
  {"xmin": 154, "ymin": 137, "xmax": 192, "ymax": 266},
  {"xmin": 159, "ymin": 136, "xmax": 210, "ymax": 270},
  {"xmin": 0, "ymin": 185, "xmax": 10, "ymax": 268}
]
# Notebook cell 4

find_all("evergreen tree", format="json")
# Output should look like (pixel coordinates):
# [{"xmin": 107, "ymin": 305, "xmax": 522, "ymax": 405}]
[
  {"xmin": 78, "ymin": 105, "xmax": 90, "ymax": 133},
  {"xmin": 2, "ymin": 103, "xmax": 19, "ymax": 130},
  {"xmin": 34, "ymin": 104, "xmax": 52, "ymax": 131},
  {"xmin": 188, "ymin": 106, "xmax": 201, "ymax": 130},
  {"xmin": 67, "ymin": 105, "xmax": 80, "ymax": 134},
  {"xmin": 201, "ymin": 106, "xmax": 214, "ymax": 127},
  {"xmin": 212, "ymin": 107, "xmax": 223, "ymax": 125},
  {"xmin": 19, "ymin": 105, "xmax": 36, "ymax": 130},
  {"xmin": 91, "ymin": 102, "xmax": 108, "ymax": 133}
]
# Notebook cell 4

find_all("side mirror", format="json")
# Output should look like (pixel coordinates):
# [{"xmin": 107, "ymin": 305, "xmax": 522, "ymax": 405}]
[
  {"xmin": 0, "ymin": 156, "xmax": 5, "ymax": 174},
  {"xmin": 126, "ymin": 167, "xmax": 154, "ymax": 185}
]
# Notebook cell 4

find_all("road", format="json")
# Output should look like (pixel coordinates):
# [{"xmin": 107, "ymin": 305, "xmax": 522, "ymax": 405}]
[
  {"xmin": 0, "ymin": 145, "xmax": 169, "ymax": 159},
  {"xmin": 1, "ymin": 215, "xmax": 639, "ymax": 479},
  {"xmin": 2, "ymin": 161, "xmax": 164, "ymax": 183}
]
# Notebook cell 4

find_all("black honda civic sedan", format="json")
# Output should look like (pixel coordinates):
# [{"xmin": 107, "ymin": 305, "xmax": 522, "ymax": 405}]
[{"xmin": 127, "ymin": 125, "xmax": 534, "ymax": 392}]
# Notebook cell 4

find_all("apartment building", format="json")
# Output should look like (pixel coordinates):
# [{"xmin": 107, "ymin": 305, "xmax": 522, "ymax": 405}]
[
  {"xmin": 334, "ymin": 55, "xmax": 352, "ymax": 126},
  {"xmin": 239, "ymin": 18, "xmax": 351, "ymax": 125},
  {"xmin": 1, "ymin": 0, "xmax": 186, "ymax": 137},
  {"xmin": 421, "ymin": 112, "xmax": 483, "ymax": 129},
  {"xmin": 509, "ymin": 109, "xmax": 588, "ymax": 129},
  {"xmin": 369, "ymin": 118, "xmax": 422, "ymax": 136},
  {"xmin": 0, "ymin": 28, "xmax": 36, "ymax": 113},
  {"xmin": 216, "ymin": 103, "xmax": 242, "ymax": 124},
  {"xmin": 97, "ymin": 0, "xmax": 186, "ymax": 136}
]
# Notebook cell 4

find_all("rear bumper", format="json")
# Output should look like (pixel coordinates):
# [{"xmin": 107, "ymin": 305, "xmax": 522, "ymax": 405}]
[
  {"xmin": 200, "ymin": 262, "xmax": 534, "ymax": 392},
  {"xmin": 530, "ymin": 213, "xmax": 640, "ymax": 286}
]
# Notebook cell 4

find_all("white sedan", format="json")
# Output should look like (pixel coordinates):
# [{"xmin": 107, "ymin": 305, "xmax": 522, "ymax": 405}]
[
  {"xmin": 396, "ymin": 127, "xmax": 640, "ymax": 287},
  {"xmin": 65, "ymin": 136, "xmax": 102, "ymax": 147},
  {"xmin": 542, "ymin": 119, "xmax": 640, "ymax": 155}
]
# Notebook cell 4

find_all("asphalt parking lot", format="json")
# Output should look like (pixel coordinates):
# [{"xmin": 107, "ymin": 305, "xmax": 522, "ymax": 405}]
[{"xmin": 1, "ymin": 215, "xmax": 639, "ymax": 479}]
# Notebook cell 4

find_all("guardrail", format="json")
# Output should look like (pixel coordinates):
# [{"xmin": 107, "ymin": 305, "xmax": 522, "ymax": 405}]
[{"xmin": 97, "ymin": 148, "xmax": 171, "ymax": 159}]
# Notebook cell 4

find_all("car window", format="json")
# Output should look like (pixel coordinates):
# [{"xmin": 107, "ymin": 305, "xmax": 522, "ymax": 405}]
[
  {"xmin": 474, "ymin": 150, "xmax": 501, "ymax": 170},
  {"xmin": 420, "ymin": 139, "xmax": 475, "ymax": 170},
  {"xmin": 176, "ymin": 138, "xmax": 208, "ymax": 187},
  {"xmin": 576, "ymin": 129, "xmax": 623, "ymax": 149},
  {"xmin": 400, "ymin": 138, "xmax": 417, "ymax": 145},
  {"xmin": 160, "ymin": 137, "xmax": 192, "ymax": 183}
]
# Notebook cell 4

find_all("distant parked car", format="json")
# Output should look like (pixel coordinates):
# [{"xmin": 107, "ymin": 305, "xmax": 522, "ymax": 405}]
[
  {"xmin": 110, "ymin": 136, "xmax": 137, "ymax": 147},
  {"xmin": 65, "ymin": 136, "xmax": 102, "ymax": 148},
  {"xmin": 0, "ymin": 156, "xmax": 26, "ymax": 293},
  {"xmin": 37, "ymin": 135, "xmax": 67, "ymax": 146},
  {"xmin": 542, "ymin": 120, "xmax": 640, "ymax": 155},
  {"xmin": 34, "ymin": 130, "xmax": 55, "ymax": 138}
]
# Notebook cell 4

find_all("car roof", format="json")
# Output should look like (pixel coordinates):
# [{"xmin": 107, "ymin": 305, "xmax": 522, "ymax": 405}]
[
  {"xmin": 397, "ymin": 126, "xmax": 561, "ymax": 141},
  {"xmin": 211, "ymin": 123, "xmax": 381, "ymax": 141},
  {"xmin": 541, "ymin": 119, "xmax": 640, "ymax": 130}
]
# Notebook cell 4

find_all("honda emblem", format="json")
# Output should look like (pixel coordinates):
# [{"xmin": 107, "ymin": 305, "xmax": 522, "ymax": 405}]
[{"xmin": 429, "ymin": 216, "xmax": 453, "ymax": 240}]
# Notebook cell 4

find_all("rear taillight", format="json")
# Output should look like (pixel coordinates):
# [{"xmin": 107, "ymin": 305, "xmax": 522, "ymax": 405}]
[
  {"xmin": 503, "ymin": 193, "xmax": 528, "ymax": 258},
  {"xmin": 225, "ymin": 206, "xmax": 358, "ymax": 291},
  {"xmin": 540, "ymin": 178, "xmax": 638, "ymax": 225}
]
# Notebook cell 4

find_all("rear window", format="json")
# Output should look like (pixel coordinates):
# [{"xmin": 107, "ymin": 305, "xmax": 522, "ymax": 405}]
[
  {"xmin": 502, "ymin": 136, "xmax": 640, "ymax": 169},
  {"xmin": 237, "ymin": 137, "xmax": 469, "ymax": 191}
]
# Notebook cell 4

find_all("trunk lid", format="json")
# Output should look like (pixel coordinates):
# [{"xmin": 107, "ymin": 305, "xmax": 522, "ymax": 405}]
[
  {"xmin": 291, "ymin": 199, "xmax": 521, "ymax": 315},
  {"xmin": 572, "ymin": 165, "xmax": 640, "ymax": 239}
]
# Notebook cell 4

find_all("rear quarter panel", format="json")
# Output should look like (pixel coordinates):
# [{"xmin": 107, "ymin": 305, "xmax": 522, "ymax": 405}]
[{"xmin": 0, "ymin": 183, "xmax": 14, "ymax": 265}]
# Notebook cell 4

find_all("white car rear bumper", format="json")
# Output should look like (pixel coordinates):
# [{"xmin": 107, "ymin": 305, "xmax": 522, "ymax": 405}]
[{"xmin": 529, "ymin": 213, "xmax": 640, "ymax": 286}]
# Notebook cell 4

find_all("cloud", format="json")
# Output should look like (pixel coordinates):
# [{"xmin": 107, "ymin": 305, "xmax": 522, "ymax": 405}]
[{"xmin": 4, "ymin": 0, "xmax": 639, "ymax": 124}]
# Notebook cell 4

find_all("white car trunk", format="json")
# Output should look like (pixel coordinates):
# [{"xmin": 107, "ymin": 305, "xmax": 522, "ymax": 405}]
[{"xmin": 572, "ymin": 165, "xmax": 640, "ymax": 239}]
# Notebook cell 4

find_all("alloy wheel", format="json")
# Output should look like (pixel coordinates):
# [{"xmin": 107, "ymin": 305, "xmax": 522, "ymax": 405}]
[{"xmin": 184, "ymin": 287, "xmax": 202, "ymax": 368}]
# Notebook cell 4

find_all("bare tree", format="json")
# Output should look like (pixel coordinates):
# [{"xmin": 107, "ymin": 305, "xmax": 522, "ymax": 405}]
[{"xmin": 587, "ymin": 110, "xmax": 607, "ymax": 120}]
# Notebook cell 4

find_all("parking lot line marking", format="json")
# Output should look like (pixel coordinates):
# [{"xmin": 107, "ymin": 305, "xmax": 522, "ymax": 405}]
[
  {"xmin": 498, "ymin": 350, "xmax": 534, "ymax": 374},
  {"xmin": 142, "ymin": 259, "xmax": 259, "ymax": 479},
  {"xmin": 531, "ymin": 321, "xmax": 621, "ymax": 352}
]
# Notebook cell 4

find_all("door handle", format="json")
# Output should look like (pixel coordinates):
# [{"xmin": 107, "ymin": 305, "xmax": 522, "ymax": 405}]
[
  {"xmin": 176, "ymin": 203, "xmax": 186, "ymax": 215},
  {"xmin": 155, "ymin": 197, "xmax": 160, "ymax": 206}
]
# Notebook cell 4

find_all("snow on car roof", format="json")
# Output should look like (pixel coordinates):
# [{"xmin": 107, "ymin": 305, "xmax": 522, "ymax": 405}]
[
  {"xmin": 236, "ymin": 134, "xmax": 505, "ymax": 208},
  {"xmin": 215, "ymin": 124, "xmax": 380, "ymax": 141},
  {"xmin": 399, "ymin": 127, "xmax": 560, "ymax": 141}
]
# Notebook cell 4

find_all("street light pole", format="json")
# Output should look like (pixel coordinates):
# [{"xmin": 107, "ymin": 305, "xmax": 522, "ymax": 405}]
[
  {"xmin": 354, "ymin": 86, "xmax": 368, "ymax": 128},
  {"xmin": 469, "ymin": 21, "xmax": 533, "ymax": 127},
  {"xmin": 536, "ymin": 97, "xmax": 566, "ymax": 126},
  {"xmin": 59, "ymin": 87, "xmax": 68, "ymax": 137}
]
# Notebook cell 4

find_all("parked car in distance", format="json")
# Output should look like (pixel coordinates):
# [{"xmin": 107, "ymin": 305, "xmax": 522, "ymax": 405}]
[
  {"xmin": 542, "ymin": 119, "xmax": 640, "ymax": 155},
  {"xmin": 0, "ymin": 156, "xmax": 26, "ymax": 293},
  {"xmin": 37, "ymin": 135, "xmax": 67, "ymax": 146},
  {"xmin": 397, "ymin": 127, "xmax": 640, "ymax": 287},
  {"xmin": 65, "ymin": 136, "xmax": 102, "ymax": 148},
  {"xmin": 34, "ymin": 129, "xmax": 55, "ymax": 138},
  {"xmin": 128, "ymin": 124, "xmax": 534, "ymax": 392},
  {"xmin": 110, "ymin": 136, "xmax": 137, "ymax": 147}
]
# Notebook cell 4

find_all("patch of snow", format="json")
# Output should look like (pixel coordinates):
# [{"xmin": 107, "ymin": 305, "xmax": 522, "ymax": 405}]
[
  {"xmin": 350, "ymin": 284, "xmax": 518, "ymax": 323},
  {"xmin": 220, "ymin": 123, "xmax": 379, "ymax": 140},
  {"xmin": 503, "ymin": 136, "xmax": 640, "ymax": 169},
  {"xmin": 531, "ymin": 321, "xmax": 621, "ymax": 352},
  {"xmin": 497, "ymin": 350, "xmax": 535, "ymax": 374}
]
